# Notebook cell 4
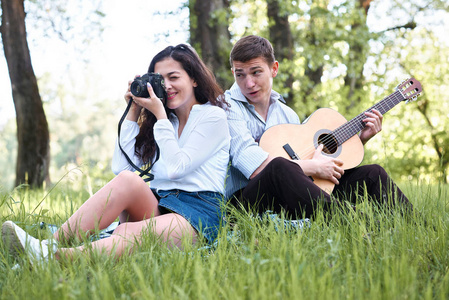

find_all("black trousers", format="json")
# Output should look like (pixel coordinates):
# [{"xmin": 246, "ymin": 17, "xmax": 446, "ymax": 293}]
[{"xmin": 231, "ymin": 157, "xmax": 412, "ymax": 218}]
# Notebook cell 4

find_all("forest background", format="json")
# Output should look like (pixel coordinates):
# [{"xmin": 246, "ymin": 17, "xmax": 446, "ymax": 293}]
[{"xmin": 0, "ymin": 0, "xmax": 448, "ymax": 192}]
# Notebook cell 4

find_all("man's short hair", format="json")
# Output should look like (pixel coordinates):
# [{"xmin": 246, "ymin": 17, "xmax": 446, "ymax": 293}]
[{"xmin": 229, "ymin": 35, "xmax": 276, "ymax": 68}]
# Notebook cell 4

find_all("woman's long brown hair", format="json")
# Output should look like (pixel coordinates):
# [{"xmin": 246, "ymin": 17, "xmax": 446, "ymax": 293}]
[{"xmin": 134, "ymin": 44, "xmax": 228, "ymax": 164}]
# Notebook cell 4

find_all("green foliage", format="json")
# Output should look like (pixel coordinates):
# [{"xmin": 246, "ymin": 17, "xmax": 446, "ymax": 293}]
[
  {"xmin": 25, "ymin": 0, "xmax": 104, "ymax": 47},
  {"xmin": 363, "ymin": 26, "xmax": 449, "ymax": 183},
  {"xmin": 0, "ymin": 66, "xmax": 118, "ymax": 191},
  {"xmin": 229, "ymin": 0, "xmax": 269, "ymax": 38},
  {"xmin": 1, "ymin": 181, "xmax": 449, "ymax": 299},
  {"xmin": 2, "ymin": 0, "xmax": 448, "ymax": 188},
  {"xmin": 224, "ymin": 0, "xmax": 449, "ymax": 184}
]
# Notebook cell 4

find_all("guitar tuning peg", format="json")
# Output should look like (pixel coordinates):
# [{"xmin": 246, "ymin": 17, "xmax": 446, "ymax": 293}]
[
  {"xmin": 396, "ymin": 78, "xmax": 410, "ymax": 90},
  {"xmin": 405, "ymin": 94, "xmax": 420, "ymax": 104}
]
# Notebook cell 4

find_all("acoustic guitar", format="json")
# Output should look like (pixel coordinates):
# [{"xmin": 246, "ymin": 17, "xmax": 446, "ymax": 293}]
[{"xmin": 259, "ymin": 78, "xmax": 423, "ymax": 194}]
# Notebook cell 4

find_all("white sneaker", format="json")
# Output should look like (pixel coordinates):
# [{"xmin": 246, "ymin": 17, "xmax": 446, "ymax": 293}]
[{"xmin": 2, "ymin": 221, "xmax": 57, "ymax": 266}]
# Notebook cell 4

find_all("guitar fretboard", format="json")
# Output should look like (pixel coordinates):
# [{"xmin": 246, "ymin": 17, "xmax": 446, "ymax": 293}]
[{"xmin": 333, "ymin": 90, "xmax": 405, "ymax": 145}]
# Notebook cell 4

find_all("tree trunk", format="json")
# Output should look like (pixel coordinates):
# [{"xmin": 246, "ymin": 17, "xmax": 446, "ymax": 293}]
[
  {"xmin": 343, "ymin": 0, "xmax": 373, "ymax": 113},
  {"xmin": 189, "ymin": 0, "xmax": 233, "ymax": 90},
  {"xmin": 304, "ymin": 17, "xmax": 324, "ymax": 112},
  {"xmin": 1, "ymin": 0, "xmax": 50, "ymax": 188},
  {"xmin": 267, "ymin": 0, "xmax": 295, "ymax": 107}
]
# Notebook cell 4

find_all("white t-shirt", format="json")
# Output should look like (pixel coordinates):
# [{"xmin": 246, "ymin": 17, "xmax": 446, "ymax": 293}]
[{"xmin": 112, "ymin": 103, "xmax": 230, "ymax": 194}]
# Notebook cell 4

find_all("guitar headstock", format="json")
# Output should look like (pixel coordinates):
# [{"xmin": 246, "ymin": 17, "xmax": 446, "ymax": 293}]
[{"xmin": 396, "ymin": 78, "xmax": 423, "ymax": 103}]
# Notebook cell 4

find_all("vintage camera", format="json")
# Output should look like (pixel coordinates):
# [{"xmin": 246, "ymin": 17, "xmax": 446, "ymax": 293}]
[{"xmin": 130, "ymin": 73, "xmax": 167, "ymax": 104}]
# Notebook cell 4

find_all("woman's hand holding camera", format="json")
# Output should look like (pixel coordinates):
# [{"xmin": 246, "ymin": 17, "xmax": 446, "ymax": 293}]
[
  {"xmin": 124, "ymin": 76, "xmax": 143, "ymax": 121},
  {"xmin": 124, "ymin": 77, "xmax": 168, "ymax": 121},
  {"xmin": 137, "ymin": 83, "xmax": 167, "ymax": 120}
]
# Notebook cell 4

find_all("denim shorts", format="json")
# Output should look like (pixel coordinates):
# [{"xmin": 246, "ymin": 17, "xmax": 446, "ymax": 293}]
[{"xmin": 153, "ymin": 189, "xmax": 224, "ymax": 243}]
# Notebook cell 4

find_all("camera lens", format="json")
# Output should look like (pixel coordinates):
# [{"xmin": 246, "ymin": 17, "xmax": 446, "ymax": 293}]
[{"xmin": 130, "ymin": 80, "xmax": 149, "ymax": 98}]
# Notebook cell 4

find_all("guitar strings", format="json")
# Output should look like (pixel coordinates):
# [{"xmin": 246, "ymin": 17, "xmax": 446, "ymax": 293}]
[
  {"xmin": 333, "ymin": 91, "xmax": 403, "ymax": 143},
  {"xmin": 292, "ymin": 90, "xmax": 405, "ymax": 160},
  {"xmin": 332, "ymin": 91, "xmax": 403, "ymax": 146},
  {"xmin": 294, "ymin": 90, "xmax": 404, "ymax": 159}
]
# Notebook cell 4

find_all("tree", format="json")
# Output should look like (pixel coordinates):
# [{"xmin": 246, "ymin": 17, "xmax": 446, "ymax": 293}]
[
  {"xmin": 267, "ymin": 0, "xmax": 294, "ymax": 106},
  {"xmin": 189, "ymin": 0, "xmax": 233, "ymax": 89},
  {"xmin": 341, "ymin": 0, "xmax": 373, "ymax": 113},
  {"xmin": 377, "ymin": 27, "xmax": 449, "ymax": 183},
  {"xmin": 1, "ymin": 0, "xmax": 50, "ymax": 188},
  {"xmin": 1, "ymin": 0, "xmax": 104, "ymax": 189}
]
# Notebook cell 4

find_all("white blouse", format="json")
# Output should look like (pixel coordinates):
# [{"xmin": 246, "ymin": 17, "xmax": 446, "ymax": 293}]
[{"xmin": 111, "ymin": 103, "xmax": 230, "ymax": 194}]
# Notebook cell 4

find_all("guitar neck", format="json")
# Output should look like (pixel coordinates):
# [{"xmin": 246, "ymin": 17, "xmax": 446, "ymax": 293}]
[{"xmin": 333, "ymin": 90, "xmax": 405, "ymax": 145}]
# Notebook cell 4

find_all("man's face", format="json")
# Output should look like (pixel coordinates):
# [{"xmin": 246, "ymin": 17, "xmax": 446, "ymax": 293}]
[{"xmin": 232, "ymin": 57, "xmax": 279, "ymax": 106}]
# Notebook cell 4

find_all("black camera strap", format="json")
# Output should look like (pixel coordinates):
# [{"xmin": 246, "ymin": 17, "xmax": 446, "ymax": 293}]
[{"xmin": 117, "ymin": 99, "xmax": 159, "ymax": 182}]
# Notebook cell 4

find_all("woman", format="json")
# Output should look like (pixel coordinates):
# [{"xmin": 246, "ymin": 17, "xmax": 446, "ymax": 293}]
[{"xmin": 2, "ymin": 44, "xmax": 230, "ymax": 264}]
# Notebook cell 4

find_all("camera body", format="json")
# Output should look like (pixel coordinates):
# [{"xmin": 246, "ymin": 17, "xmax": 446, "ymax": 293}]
[{"xmin": 130, "ymin": 73, "xmax": 167, "ymax": 105}]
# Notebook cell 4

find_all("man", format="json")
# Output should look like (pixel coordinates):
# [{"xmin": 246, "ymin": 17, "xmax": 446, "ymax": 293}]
[{"xmin": 225, "ymin": 35, "xmax": 412, "ymax": 218}]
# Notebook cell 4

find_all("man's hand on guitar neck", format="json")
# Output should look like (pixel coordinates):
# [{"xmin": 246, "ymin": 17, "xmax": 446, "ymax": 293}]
[{"xmin": 360, "ymin": 109, "xmax": 383, "ymax": 144}]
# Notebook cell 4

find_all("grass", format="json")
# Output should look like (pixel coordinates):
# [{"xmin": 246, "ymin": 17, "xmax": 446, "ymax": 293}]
[{"xmin": 0, "ymin": 180, "xmax": 448, "ymax": 300}]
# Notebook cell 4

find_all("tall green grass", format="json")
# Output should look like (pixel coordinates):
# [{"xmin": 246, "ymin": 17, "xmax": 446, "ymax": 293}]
[{"xmin": 0, "ymin": 181, "xmax": 448, "ymax": 299}]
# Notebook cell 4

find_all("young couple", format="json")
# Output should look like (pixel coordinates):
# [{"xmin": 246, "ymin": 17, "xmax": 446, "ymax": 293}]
[{"xmin": 2, "ymin": 36, "xmax": 412, "ymax": 265}]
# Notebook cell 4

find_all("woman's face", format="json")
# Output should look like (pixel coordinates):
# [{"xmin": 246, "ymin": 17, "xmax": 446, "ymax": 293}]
[{"xmin": 154, "ymin": 57, "xmax": 198, "ymax": 113}]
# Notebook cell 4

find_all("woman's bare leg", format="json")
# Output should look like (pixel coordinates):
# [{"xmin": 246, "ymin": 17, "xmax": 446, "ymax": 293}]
[
  {"xmin": 56, "ymin": 213, "xmax": 197, "ymax": 259},
  {"xmin": 54, "ymin": 171, "xmax": 160, "ymax": 242}
]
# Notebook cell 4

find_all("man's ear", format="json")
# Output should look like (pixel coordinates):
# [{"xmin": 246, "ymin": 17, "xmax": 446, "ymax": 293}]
[{"xmin": 272, "ymin": 61, "xmax": 279, "ymax": 77}]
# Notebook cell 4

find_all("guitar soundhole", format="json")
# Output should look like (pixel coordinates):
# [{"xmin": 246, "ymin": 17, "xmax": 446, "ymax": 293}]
[{"xmin": 318, "ymin": 133, "xmax": 338, "ymax": 154}]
